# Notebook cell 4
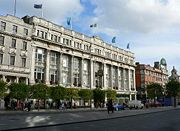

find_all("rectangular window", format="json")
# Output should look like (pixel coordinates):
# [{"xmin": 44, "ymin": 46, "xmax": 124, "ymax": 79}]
[
  {"xmin": 37, "ymin": 30, "xmax": 39, "ymax": 36},
  {"xmin": 50, "ymin": 52, "xmax": 57, "ymax": 65},
  {"xmin": 24, "ymin": 28, "xmax": 28, "ymax": 36},
  {"xmin": 10, "ymin": 56, "xmax": 15, "ymax": 65},
  {"xmin": 13, "ymin": 25, "xmax": 17, "ymax": 33},
  {"xmin": 35, "ymin": 48, "xmax": 45, "ymax": 63},
  {"xmin": 22, "ymin": 41, "xmax": 27, "ymax": 50},
  {"xmin": 40, "ymin": 31, "xmax": 44, "ymax": 39},
  {"xmin": 1, "ymin": 22, "xmax": 6, "ymax": 31},
  {"xmin": 58, "ymin": 37, "xmax": 61, "ymax": 42},
  {"xmin": 22, "ymin": 58, "xmax": 26, "ymax": 67},
  {"xmin": 11, "ymin": 39, "xmax": 16, "ymax": 48},
  {"xmin": 51, "ymin": 34, "xmax": 53, "ymax": 40},
  {"xmin": 34, "ymin": 67, "xmax": 45, "ymax": 83},
  {"xmin": 54, "ymin": 35, "xmax": 57, "ymax": 42},
  {"xmin": 0, "ymin": 54, "xmax": 3, "ymax": 64},
  {"xmin": 0, "ymin": 36, "xmax": 4, "ymax": 46},
  {"xmin": 45, "ymin": 32, "xmax": 47, "ymax": 39}
]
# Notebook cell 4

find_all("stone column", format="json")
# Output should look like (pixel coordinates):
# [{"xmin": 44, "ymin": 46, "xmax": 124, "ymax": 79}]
[
  {"xmin": 103, "ymin": 63, "xmax": 106, "ymax": 89},
  {"xmin": 117, "ymin": 67, "xmax": 120, "ymax": 90},
  {"xmin": 30, "ymin": 46, "xmax": 36, "ymax": 84},
  {"xmin": 130, "ymin": 94, "xmax": 132, "ymax": 101},
  {"xmin": 16, "ymin": 77, "xmax": 19, "ymax": 83},
  {"xmin": 70, "ymin": 55, "xmax": 74, "ymax": 87},
  {"xmin": 26, "ymin": 78, "xmax": 29, "ymax": 85},
  {"xmin": 58, "ymin": 53, "xmax": 63, "ymax": 85},
  {"xmin": 135, "ymin": 94, "xmax": 137, "ymax": 100},
  {"xmin": 110, "ymin": 65, "xmax": 113, "ymax": 89},
  {"xmin": 133, "ymin": 69, "xmax": 137, "ymax": 100},
  {"xmin": 128, "ymin": 69, "xmax": 131, "ymax": 91},
  {"xmin": 45, "ymin": 50, "xmax": 50, "ymax": 85},
  {"xmin": 90, "ymin": 60, "xmax": 94, "ymax": 89},
  {"xmin": 81, "ymin": 58, "xmax": 84, "ymax": 87},
  {"xmin": 123, "ymin": 68, "xmax": 126, "ymax": 91},
  {"xmin": 2, "ymin": 75, "xmax": 6, "ymax": 82}
]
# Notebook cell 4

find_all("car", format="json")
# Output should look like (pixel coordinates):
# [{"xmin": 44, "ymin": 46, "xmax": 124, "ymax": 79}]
[
  {"xmin": 128, "ymin": 100, "xmax": 144, "ymax": 109},
  {"xmin": 113, "ymin": 103, "xmax": 125, "ymax": 111}
]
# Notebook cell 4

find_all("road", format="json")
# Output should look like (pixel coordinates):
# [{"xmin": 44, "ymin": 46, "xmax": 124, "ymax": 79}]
[
  {"xmin": 18, "ymin": 109, "xmax": 180, "ymax": 131},
  {"xmin": 0, "ymin": 107, "xmax": 179, "ymax": 131}
]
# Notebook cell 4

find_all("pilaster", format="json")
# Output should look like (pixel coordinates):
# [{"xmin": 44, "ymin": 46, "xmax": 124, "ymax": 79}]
[
  {"xmin": 30, "ymin": 46, "xmax": 36, "ymax": 84},
  {"xmin": 45, "ymin": 50, "xmax": 50, "ymax": 85}
]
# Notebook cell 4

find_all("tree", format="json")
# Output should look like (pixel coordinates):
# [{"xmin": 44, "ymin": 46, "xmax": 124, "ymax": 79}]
[
  {"xmin": 8, "ymin": 83, "xmax": 30, "ymax": 100},
  {"xmin": 106, "ymin": 89, "xmax": 117, "ymax": 100},
  {"xmin": 30, "ymin": 84, "xmax": 50, "ymax": 110},
  {"xmin": 78, "ymin": 89, "xmax": 93, "ymax": 107},
  {"xmin": 50, "ymin": 86, "xmax": 65, "ymax": 101},
  {"xmin": 93, "ymin": 89, "xmax": 105, "ymax": 108},
  {"xmin": 0, "ymin": 80, "xmax": 7, "ymax": 99},
  {"xmin": 146, "ymin": 83, "xmax": 163, "ymax": 101},
  {"xmin": 50, "ymin": 85, "xmax": 65, "ymax": 108},
  {"xmin": 65, "ymin": 88, "xmax": 79, "ymax": 108},
  {"xmin": 166, "ymin": 80, "xmax": 180, "ymax": 107}
]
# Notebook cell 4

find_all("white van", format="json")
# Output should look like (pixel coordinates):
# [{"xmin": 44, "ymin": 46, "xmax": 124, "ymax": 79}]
[{"xmin": 128, "ymin": 100, "xmax": 144, "ymax": 109}]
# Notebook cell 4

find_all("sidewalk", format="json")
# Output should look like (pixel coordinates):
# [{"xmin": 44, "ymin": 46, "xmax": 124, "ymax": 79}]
[{"xmin": 0, "ymin": 107, "xmax": 107, "ymax": 115}]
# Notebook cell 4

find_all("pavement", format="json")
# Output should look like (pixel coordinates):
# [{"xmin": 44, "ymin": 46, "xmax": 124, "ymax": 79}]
[
  {"xmin": 0, "ymin": 107, "xmax": 107, "ymax": 115},
  {"xmin": 0, "ymin": 106, "xmax": 179, "ymax": 131}
]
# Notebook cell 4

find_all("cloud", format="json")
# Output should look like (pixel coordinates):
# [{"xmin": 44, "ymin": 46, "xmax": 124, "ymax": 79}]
[
  {"xmin": 90, "ymin": 0, "xmax": 180, "ymax": 34},
  {"xmin": 0, "ymin": 0, "xmax": 84, "ymax": 24}
]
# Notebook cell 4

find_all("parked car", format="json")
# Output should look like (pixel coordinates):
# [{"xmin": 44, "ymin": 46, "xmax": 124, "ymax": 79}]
[
  {"xmin": 113, "ymin": 103, "xmax": 125, "ymax": 111},
  {"xmin": 128, "ymin": 100, "xmax": 144, "ymax": 109},
  {"xmin": 145, "ymin": 101, "xmax": 162, "ymax": 107}
]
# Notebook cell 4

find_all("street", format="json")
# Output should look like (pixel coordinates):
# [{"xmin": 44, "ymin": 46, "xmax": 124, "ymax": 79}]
[
  {"xmin": 0, "ymin": 107, "xmax": 179, "ymax": 131},
  {"xmin": 18, "ymin": 108, "xmax": 180, "ymax": 131}
]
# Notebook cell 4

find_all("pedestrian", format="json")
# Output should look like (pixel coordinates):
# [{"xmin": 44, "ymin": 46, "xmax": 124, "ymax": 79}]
[
  {"xmin": 107, "ymin": 99, "xmax": 114, "ymax": 114},
  {"xmin": 27, "ymin": 101, "xmax": 31, "ymax": 112}
]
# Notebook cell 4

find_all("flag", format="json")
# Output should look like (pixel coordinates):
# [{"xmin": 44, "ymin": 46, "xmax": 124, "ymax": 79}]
[
  {"xmin": 127, "ymin": 43, "xmax": 130, "ymax": 49},
  {"xmin": 67, "ymin": 17, "xmax": 71, "ymax": 26},
  {"xmin": 90, "ymin": 23, "xmax": 97, "ymax": 28},
  {"xmin": 112, "ymin": 37, "xmax": 116, "ymax": 43},
  {"xmin": 34, "ymin": 4, "xmax": 42, "ymax": 9}
]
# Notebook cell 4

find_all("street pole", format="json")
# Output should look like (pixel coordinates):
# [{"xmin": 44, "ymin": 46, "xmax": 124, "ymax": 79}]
[{"xmin": 14, "ymin": 0, "xmax": 16, "ymax": 16}]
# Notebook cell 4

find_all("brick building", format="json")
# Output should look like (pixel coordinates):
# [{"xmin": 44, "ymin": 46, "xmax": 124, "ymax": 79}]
[{"xmin": 135, "ymin": 58, "xmax": 168, "ymax": 100}]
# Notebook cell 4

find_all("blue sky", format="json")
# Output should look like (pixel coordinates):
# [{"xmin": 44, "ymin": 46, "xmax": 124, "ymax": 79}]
[{"xmin": 0, "ymin": 0, "xmax": 180, "ymax": 75}]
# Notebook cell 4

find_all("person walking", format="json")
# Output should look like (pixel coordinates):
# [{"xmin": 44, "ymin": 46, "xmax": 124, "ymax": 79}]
[
  {"xmin": 107, "ymin": 99, "xmax": 114, "ymax": 114},
  {"xmin": 27, "ymin": 101, "xmax": 31, "ymax": 112}
]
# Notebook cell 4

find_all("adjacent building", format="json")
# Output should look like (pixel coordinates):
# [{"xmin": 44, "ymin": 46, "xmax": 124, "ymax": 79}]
[
  {"xmin": 135, "ymin": 58, "xmax": 168, "ymax": 100},
  {"xmin": 169, "ymin": 66, "xmax": 180, "ymax": 81},
  {"xmin": 0, "ymin": 15, "xmax": 137, "ymax": 100}
]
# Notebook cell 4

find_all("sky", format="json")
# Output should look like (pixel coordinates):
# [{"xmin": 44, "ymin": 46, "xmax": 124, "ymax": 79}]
[{"xmin": 0, "ymin": 0, "xmax": 180, "ymax": 75}]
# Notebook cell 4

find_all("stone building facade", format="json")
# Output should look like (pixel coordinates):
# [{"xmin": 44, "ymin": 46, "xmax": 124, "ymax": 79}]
[
  {"xmin": 0, "ymin": 15, "xmax": 32, "ymax": 84},
  {"xmin": 0, "ymin": 15, "xmax": 136, "ymax": 100}
]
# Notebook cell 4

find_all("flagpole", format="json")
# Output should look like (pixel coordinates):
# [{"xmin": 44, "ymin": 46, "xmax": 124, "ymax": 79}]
[
  {"xmin": 14, "ymin": 0, "xmax": 16, "ymax": 16},
  {"xmin": 71, "ymin": 17, "xmax": 72, "ymax": 30}
]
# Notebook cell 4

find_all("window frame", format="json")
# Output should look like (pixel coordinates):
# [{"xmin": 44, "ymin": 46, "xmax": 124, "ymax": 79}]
[
  {"xmin": 13, "ymin": 25, "xmax": 17, "ymax": 34},
  {"xmin": 10, "ymin": 55, "xmax": 15, "ymax": 65},
  {"xmin": 11, "ymin": 39, "xmax": 16, "ymax": 48},
  {"xmin": 0, "ymin": 36, "xmax": 4, "ymax": 46},
  {"xmin": 1, "ymin": 21, "xmax": 6, "ymax": 31}
]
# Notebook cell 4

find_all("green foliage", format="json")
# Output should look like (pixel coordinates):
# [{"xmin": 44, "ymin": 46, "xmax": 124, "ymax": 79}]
[
  {"xmin": 50, "ymin": 86, "xmax": 65, "ymax": 100},
  {"xmin": 78, "ymin": 89, "xmax": 93, "ymax": 100},
  {"xmin": 106, "ymin": 89, "xmax": 117, "ymax": 100},
  {"xmin": 9, "ymin": 83, "xmax": 30, "ymax": 100},
  {"xmin": 166, "ymin": 80, "xmax": 180, "ymax": 97},
  {"xmin": 146, "ymin": 83, "xmax": 163, "ymax": 99},
  {"xmin": 65, "ymin": 88, "xmax": 79, "ymax": 100},
  {"xmin": 93, "ymin": 89, "xmax": 105, "ymax": 103},
  {"xmin": 0, "ymin": 80, "xmax": 7, "ymax": 98},
  {"xmin": 30, "ymin": 84, "xmax": 50, "ymax": 100}
]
